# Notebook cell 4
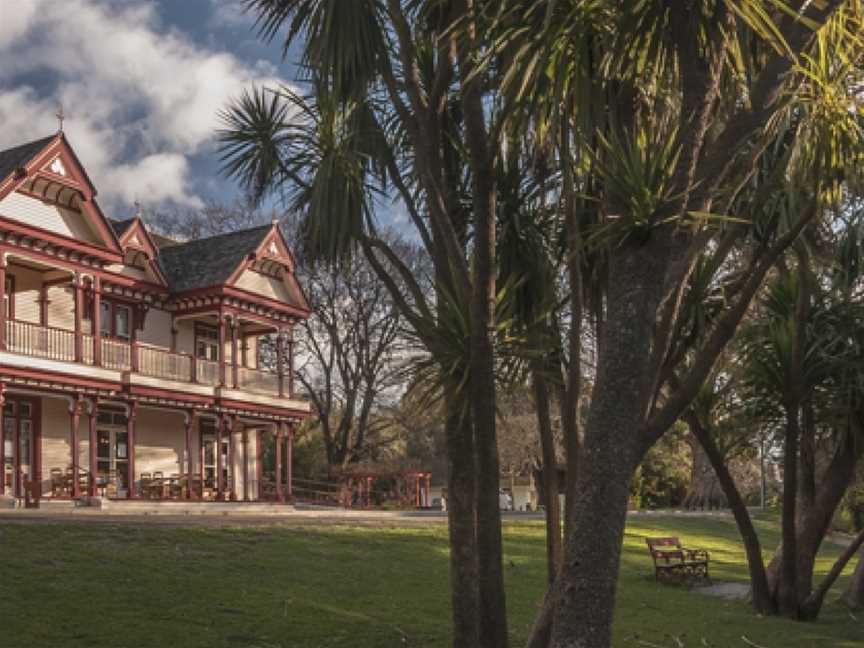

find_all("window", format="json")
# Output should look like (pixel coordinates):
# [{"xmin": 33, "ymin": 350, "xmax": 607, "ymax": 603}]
[
  {"xmin": 3, "ymin": 275, "xmax": 14, "ymax": 319},
  {"xmin": 115, "ymin": 306, "xmax": 130, "ymax": 340},
  {"xmin": 100, "ymin": 300, "xmax": 132, "ymax": 340},
  {"xmin": 195, "ymin": 324, "xmax": 219, "ymax": 361}
]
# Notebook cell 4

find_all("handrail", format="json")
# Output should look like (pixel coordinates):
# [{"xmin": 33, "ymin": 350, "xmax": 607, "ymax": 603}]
[
  {"xmin": 238, "ymin": 366, "xmax": 280, "ymax": 395},
  {"xmin": 3, "ymin": 320, "xmax": 293, "ymax": 400},
  {"xmin": 5, "ymin": 319, "xmax": 77, "ymax": 362},
  {"xmin": 196, "ymin": 359, "xmax": 220, "ymax": 386},
  {"xmin": 101, "ymin": 338, "xmax": 131, "ymax": 370},
  {"xmin": 138, "ymin": 346, "xmax": 192, "ymax": 382}
]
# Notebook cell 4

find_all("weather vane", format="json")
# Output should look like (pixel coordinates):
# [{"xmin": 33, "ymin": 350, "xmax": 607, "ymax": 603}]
[{"xmin": 55, "ymin": 103, "xmax": 65, "ymax": 133}]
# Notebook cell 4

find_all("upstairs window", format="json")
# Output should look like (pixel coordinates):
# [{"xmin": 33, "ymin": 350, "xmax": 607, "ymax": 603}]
[
  {"xmin": 100, "ymin": 301, "xmax": 132, "ymax": 341},
  {"xmin": 195, "ymin": 323, "xmax": 220, "ymax": 362},
  {"xmin": 3, "ymin": 275, "xmax": 14, "ymax": 320}
]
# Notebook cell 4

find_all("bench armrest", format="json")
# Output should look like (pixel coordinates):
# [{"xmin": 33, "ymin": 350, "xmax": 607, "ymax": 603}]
[{"xmin": 682, "ymin": 547, "xmax": 709, "ymax": 561}]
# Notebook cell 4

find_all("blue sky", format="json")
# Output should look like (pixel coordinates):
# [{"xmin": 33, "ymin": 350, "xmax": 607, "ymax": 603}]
[{"xmin": 0, "ymin": 0, "xmax": 306, "ymax": 218}]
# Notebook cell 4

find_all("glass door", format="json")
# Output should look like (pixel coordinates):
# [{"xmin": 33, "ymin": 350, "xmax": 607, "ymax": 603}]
[
  {"xmin": 18, "ymin": 419, "xmax": 32, "ymax": 497},
  {"xmin": 200, "ymin": 420, "xmax": 228, "ymax": 499},
  {"xmin": 96, "ymin": 427, "xmax": 129, "ymax": 497},
  {"xmin": 3, "ymin": 398, "xmax": 35, "ymax": 497},
  {"xmin": 202, "ymin": 433, "xmax": 216, "ymax": 490},
  {"xmin": 3, "ymin": 410, "xmax": 13, "ymax": 494}
]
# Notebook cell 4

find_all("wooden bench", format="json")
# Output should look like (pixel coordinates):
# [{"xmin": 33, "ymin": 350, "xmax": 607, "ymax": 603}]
[{"xmin": 646, "ymin": 536, "xmax": 710, "ymax": 585}]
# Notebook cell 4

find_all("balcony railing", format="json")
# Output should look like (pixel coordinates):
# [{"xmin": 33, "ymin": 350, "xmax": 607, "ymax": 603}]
[
  {"xmin": 102, "ymin": 338, "xmax": 131, "ymax": 370},
  {"xmin": 139, "ymin": 345, "xmax": 192, "ymax": 382},
  {"xmin": 238, "ymin": 366, "xmax": 280, "ymax": 396},
  {"xmin": 196, "ymin": 359, "xmax": 220, "ymax": 386},
  {"xmin": 6, "ymin": 320, "xmax": 78, "ymax": 363},
  {"xmin": 2, "ymin": 320, "xmax": 292, "ymax": 400}
]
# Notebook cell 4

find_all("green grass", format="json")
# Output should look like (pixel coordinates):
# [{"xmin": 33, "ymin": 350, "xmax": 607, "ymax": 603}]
[{"xmin": 0, "ymin": 514, "xmax": 860, "ymax": 647}]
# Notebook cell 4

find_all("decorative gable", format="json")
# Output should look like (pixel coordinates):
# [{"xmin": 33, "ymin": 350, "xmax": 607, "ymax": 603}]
[
  {"xmin": 115, "ymin": 218, "xmax": 168, "ymax": 287},
  {"xmin": 255, "ymin": 225, "xmax": 296, "ymax": 270},
  {"xmin": 0, "ymin": 134, "xmax": 121, "ymax": 257},
  {"xmin": 226, "ymin": 222, "xmax": 309, "ymax": 312}
]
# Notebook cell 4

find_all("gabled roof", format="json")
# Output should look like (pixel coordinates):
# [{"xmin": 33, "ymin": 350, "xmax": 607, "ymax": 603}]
[
  {"xmin": 0, "ymin": 135, "xmax": 56, "ymax": 183},
  {"xmin": 110, "ymin": 218, "xmax": 136, "ymax": 237},
  {"xmin": 158, "ymin": 224, "xmax": 272, "ymax": 292},
  {"xmin": 0, "ymin": 133, "xmax": 122, "ymax": 257}
]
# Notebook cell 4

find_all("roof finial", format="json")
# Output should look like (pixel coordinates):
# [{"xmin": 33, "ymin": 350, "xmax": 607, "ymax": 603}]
[
  {"xmin": 271, "ymin": 208, "xmax": 279, "ymax": 226},
  {"xmin": 55, "ymin": 103, "xmax": 65, "ymax": 133},
  {"xmin": 134, "ymin": 200, "xmax": 142, "ymax": 219}
]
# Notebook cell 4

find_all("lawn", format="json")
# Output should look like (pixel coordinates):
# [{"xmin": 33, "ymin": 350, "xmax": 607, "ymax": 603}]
[{"xmin": 0, "ymin": 514, "xmax": 860, "ymax": 647}]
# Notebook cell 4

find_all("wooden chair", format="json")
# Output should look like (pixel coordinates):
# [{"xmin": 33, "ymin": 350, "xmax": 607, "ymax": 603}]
[
  {"xmin": 646, "ymin": 537, "xmax": 710, "ymax": 585},
  {"xmin": 50, "ymin": 468, "xmax": 64, "ymax": 497},
  {"xmin": 77, "ymin": 470, "xmax": 89, "ymax": 498},
  {"xmin": 169, "ymin": 475, "xmax": 183, "ymax": 500},
  {"xmin": 105, "ymin": 469, "xmax": 118, "ymax": 499},
  {"xmin": 190, "ymin": 476, "xmax": 203, "ymax": 499},
  {"xmin": 140, "ymin": 472, "xmax": 153, "ymax": 498}
]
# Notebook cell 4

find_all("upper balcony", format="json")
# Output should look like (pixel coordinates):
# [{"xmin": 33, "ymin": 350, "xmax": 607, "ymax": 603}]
[
  {"xmin": 2, "ymin": 317, "xmax": 297, "ymax": 405},
  {"xmin": 0, "ymin": 254, "xmax": 304, "ymax": 412}
]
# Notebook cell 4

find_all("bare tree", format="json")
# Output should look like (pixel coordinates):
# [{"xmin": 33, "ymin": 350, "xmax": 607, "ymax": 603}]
[
  {"xmin": 293, "ymin": 241, "xmax": 410, "ymax": 468},
  {"xmin": 144, "ymin": 196, "xmax": 268, "ymax": 241},
  {"xmin": 147, "ymin": 200, "xmax": 418, "ymax": 471}
]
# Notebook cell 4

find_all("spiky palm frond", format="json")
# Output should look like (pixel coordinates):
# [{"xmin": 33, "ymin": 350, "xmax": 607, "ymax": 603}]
[
  {"xmin": 244, "ymin": 0, "xmax": 389, "ymax": 99},
  {"xmin": 219, "ymin": 85, "xmax": 390, "ymax": 264}
]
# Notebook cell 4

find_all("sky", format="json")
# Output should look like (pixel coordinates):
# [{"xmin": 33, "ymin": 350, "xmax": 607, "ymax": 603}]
[{"xmin": 0, "ymin": 0, "xmax": 305, "ymax": 218}]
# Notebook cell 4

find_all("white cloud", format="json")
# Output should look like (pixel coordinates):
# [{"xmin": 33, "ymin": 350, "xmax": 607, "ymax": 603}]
[
  {"xmin": 0, "ymin": 0, "xmax": 286, "ymax": 211},
  {"xmin": 208, "ymin": 0, "xmax": 252, "ymax": 29}
]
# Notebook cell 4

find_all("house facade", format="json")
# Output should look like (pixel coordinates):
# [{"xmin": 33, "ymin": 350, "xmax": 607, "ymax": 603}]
[{"xmin": 0, "ymin": 133, "xmax": 311, "ymax": 504}]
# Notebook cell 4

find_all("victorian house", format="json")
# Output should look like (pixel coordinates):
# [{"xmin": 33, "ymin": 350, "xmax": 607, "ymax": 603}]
[{"xmin": 0, "ymin": 133, "xmax": 310, "ymax": 505}]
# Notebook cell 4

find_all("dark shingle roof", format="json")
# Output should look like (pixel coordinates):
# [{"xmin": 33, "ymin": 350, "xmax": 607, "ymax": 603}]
[
  {"xmin": 158, "ymin": 224, "xmax": 271, "ymax": 292},
  {"xmin": 0, "ymin": 135, "xmax": 56, "ymax": 182}
]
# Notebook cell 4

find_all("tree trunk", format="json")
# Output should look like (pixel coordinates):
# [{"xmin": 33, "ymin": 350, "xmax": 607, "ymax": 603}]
[
  {"xmin": 801, "ymin": 527, "xmax": 864, "ymax": 620},
  {"xmin": 533, "ymin": 363, "xmax": 563, "ymax": 585},
  {"xmin": 443, "ymin": 387, "xmax": 480, "ymax": 647},
  {"xmin": 778, "ymin": 403, "xmax": 801, "ymax": 617},
  {"xmin": 560, "ymin": 120, "xmax": 583, "ymax": 539},
  {"xmin": 842, "ymin": 548, "xmax": 864, "ymax": 610},
  {"xmin": 683, "ymin": 432, "xmax": 726, "ymax": 510},
  {"xmin": 765, "ymin": 424, "xmax": 861, "ymax": 615},
  {"xmin": 458, "ymin": 3, "xmax": 508, "ymax": 642},
  {"xmin": 687, "ymin": 412, "xmax": 774, "ymax": 614},
  {"xmin": 548, "ymin": 240, "xmax": 670, "ymax": 648}
]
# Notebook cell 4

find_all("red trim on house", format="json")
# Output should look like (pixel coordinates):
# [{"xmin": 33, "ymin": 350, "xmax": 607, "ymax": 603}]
[
  {"xmin": 124, "ymin": 384, "xmax": 214, "ymax": 406},
  {"xmin": 117, "ymin": 218, "xmax": 169, "ymax": 287},
  {"xmin": 0, "ymin": 135, "xmax": 123, "ymax": 256},
  {"xmin": 0, "ymin": 135, "xmax": 62, "ymax": 202},
  {"xmin": 171, "ymin": 285, "xmax": 309, "ymax": 319},
  {"xmin": 3, "ymin": 245, "xmax": 102, "ymax": 278},
  {"xmin": 0, "ymin": 216, "xmax": 122, "ymax": 263},
  {"xmin": 0, "ymin": 365, "xmax": 120, "ymax": 392},
  {"xmin": 217, "ymin": 397, "xmax": 310, "ymax": 419},
  {"xmin": 99, "ymin": 272, "xmax": 168, "ymax": 297},
  {"xmin": 221, "ymin": 286, "xmax": 310, "ymax": 318}
]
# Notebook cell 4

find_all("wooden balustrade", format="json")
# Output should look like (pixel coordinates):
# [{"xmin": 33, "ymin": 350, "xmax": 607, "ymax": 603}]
[
  {"xmin": 138, "ymin": 345, "xmax": 192, "ymax": 382},
  {"xmin": 196, "ymin": 359, "xmax": 220, "ymax": 386},
  {"xmin": 4, "ymin": 320, "xmax": 291, "ymax": 399},
  {"xmin": 238, "ymin": 366, "xmax": 280, "ymax": 396},
  {"xmin": 82, "ymin": 334, "xmax": 94, "ymax": 365},
  {"xmin": 5, "ymin": 320, "xmax": 79, "ymax": 362},
  {"xmin": 101, "ymin": 338, "xmax": 131, "ymax": 370}
]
